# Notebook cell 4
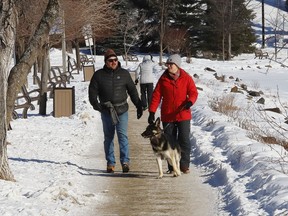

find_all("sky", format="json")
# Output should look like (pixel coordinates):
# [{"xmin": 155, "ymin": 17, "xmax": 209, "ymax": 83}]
[{"xmin": 2, "ymin": 0, "xmax": 288, "ymax": 215}]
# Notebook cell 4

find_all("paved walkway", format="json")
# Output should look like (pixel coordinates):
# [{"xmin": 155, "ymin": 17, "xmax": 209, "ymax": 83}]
[{"xmin": 86, "ymin": 100, "xmax": 219, "ymax": 216}]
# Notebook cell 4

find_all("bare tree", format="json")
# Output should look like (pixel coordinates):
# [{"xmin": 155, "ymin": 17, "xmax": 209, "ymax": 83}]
[
  {"xmin": 13, "ymin": 0, "xmax": 118, "ymax": 116},
  {"xmin": 58, "ymin": 0, "xmax": 118, "ymax": 69},
  {"xmin": 12, "ymin": 0, "xmax": 52, "ymax": 116},
  {"xmin": 207, "ymin": 0, "xmax": 255, "ymax": 60},
  {"xmin": 1, "ymin": 0, "xmax": 116, "ymax": 181},
  {"xmin": 163, "ymin": 27, "xmax": 188, "ymax": 54},
  {"xmin": 0, "ymin": 0, "xmax": 59, "ymax": 182},
  {"xmin": 61, "ymin": 0, "xmax": 117, "ymax": 43},
  {"xmin": 158, "ymin": 0, "xmax": 167, "ymax": 65},
  {"xmin": 265, "ymin": 1, "xmax": 287, "ymax": 61},
  {"xmin": 208, "ymin": 0, "xmax": 230, "ymax": 60},
  {"xmin": 148, "ymin": 0, "xmax": 177, "ymax": 65},
  {"xmin": 15, "ymin": 0, "xmax": 48, "ymax": 62},
  {"xmin": 0, "ymin": 0, "xmax": 18, "ymax": 181},
  {"xmin": 118, "ymin": 12, "xmax": 153, "ymax": 65},
  {"xmin": 6, "ymin": 0, "xmax": 60, "ymax": 133}
]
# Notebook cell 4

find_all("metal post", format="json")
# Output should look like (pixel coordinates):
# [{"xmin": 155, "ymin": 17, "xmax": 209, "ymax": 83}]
[
  {"xmin": 62, "ymin": 10, "xmax": 67, "ymax": 73},
  {"xmin": 262, "ymin": 0, "xmax": 265, "ymax": 48}
]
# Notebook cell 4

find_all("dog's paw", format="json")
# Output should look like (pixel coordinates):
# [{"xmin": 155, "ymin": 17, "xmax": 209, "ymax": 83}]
[
  {"xmin": 173, "ymin": 171, "xmax": 181, "ymax": 177},
  {"xmin": 157, "ymin": 175, "xmax": 163, "ymax": 179}
]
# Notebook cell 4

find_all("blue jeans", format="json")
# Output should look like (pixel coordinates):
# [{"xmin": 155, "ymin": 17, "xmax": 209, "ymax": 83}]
[{"xmin": 101, "ymin": 111, "xmax": 129, "ymax": 166}]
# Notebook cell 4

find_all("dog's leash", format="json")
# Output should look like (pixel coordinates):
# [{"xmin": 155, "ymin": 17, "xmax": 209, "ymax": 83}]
[
  {"xmin": 162, "ymin": 105, "xmax": 184, "ymax": 131},
  {"xmin": 160, "ymin": 102, "xmax": 189, "ymax": 132}
]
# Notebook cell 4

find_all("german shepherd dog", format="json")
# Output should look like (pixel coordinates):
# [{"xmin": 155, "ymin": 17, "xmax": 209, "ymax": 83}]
[{"xmin": 141, "ymin": 117, "xmax": 181, "ymax": 178}]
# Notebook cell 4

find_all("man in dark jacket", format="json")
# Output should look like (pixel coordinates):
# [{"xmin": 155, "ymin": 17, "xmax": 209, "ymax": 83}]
[{"xmin": 89, "ymin": 49, "xmax": 143, "ymax": 173}]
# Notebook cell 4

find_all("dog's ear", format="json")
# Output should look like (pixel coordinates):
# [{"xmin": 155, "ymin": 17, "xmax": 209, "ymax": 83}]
[{"xmin": 155, "ymin": 117, "xmax": 160, "ymax": 126}]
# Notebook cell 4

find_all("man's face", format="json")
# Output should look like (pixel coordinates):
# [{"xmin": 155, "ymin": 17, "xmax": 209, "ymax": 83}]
[{"xmin": 106, "ymin": 57, "xmax": 118, "ymax": 70}]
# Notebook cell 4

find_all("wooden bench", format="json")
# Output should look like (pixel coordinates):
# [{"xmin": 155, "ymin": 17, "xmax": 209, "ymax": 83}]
[
  {"xmin": 67, "ymin": 56, "xmax": 79, "ymax": 74},
  {"xmin": 122, "ymin": 54, "xmax": 139, "ymax": 62},
  {"xmin": 34, "ymin": 67, "xmax": 71, "ymax": 99},
  {"xmin": 202, "ymin": 51, "xmax": 213, "ymax": 59},
  {"xmin": 13, "ymin": 85, "xmax": 41, "ymax": 119},
  {"xmin": 80, "ymin": 54, "xmax": 94, "ymax": 66},
  {"xmin": 254, "ymin": 49, "xmax": 269, "ymax": 59},
  {"xmin": 34, "ymin": 75, "xmax": 55, "ymax": 98},
  {"xmin": 51, "ymin": 66, "xmax": 74, "ymax": 84},
  {"xmin": 49, "ymin": 67, "xmax": 68, "ymax": 88}
]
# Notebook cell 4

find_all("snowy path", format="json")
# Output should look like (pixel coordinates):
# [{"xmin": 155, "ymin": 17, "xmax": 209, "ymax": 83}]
[{"xmin": 86, "ymin": 103, "xmax": 219, "ymax": 216}]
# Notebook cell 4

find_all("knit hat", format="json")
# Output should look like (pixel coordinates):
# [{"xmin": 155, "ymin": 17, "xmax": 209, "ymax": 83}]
[
  {"xmin": 104, "ymin": 49, "xmax": 117, "ymax": 61},
  {"xmin": 143, "ymin": 55, "xmax": 151, "ymax": 62},
  {"xmin": 166, "ymin": 54, "xmax": 181, "ymax": 68}
]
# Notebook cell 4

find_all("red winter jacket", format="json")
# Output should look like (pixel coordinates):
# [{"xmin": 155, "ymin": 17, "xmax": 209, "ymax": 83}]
[{"xmin": 149, "ymin": 68, "xmax": 198, "ymax": 122}]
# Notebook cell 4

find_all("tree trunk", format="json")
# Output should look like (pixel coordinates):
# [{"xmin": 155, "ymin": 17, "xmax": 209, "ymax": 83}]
[
  {"xmin": 74, "ymin": 39, "xmax": 81, "ymax": 71},
  {"xmin": 261, "ymin": 0, "xmax": 265, "ymax": 49},
  {"xmin": 39, "ymin": 45, "xmax": 50, "ymax": 115},
  {"xmin": 228, "ymin": 0, "xmax": 232, "ymax": 60},
  {"xmin": 33, "ymin": 62, "xmax": 38, "ymax": 85},
  {"xmin": 0, "ymin": 0, "xmax": 18, "ymax": 181},
  {"xmin": 228, "ymin": 33, "xmax": 231, "ymax": 60},
  {"xmin": 6, "ymin": 0, "xmax": 60, "ymax": 125},
  {"xmin": 66, "ymin": 40, "xmax": 73, "ymax": 53},
  {"xmin": 159, "ymin": 0, "xmax": 165, "ymax": 66},
  {"xmin": 222, "ymin": 30, "xmax": 225, "ymax": 61}
]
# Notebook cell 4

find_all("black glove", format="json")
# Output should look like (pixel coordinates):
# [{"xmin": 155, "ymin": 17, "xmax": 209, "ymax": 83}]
[
  {"xmin": 148, "ymin": 112, "xmax": 155, "ymax": 124},
  {"xmin": 135, "ymin": 79, "xmax": 139, "ymax": 85},
  {"xmin": 137, "ymin": 106, "xmax": 143, "ymax": 119},
  {"xmin": 93, "ymin": 103, "xmax": 103, "ymax": 112},
  {"xmin": 183, "ymin": 101, "xmax": 193, "ymax": 110}
]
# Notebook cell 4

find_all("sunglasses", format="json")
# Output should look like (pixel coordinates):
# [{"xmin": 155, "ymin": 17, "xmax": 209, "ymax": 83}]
[{"xmin": 107, "ymin": 58, "xmax": 118, "ymax": 63}]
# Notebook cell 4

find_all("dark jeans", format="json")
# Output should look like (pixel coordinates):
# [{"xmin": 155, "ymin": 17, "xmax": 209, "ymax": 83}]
[
  {"xmin": 162, "ymin": 120, "xmax": 191, "ymax": 170},
  {"xmin": 140, "ymin": 83, "xmax": 153, "ymax": 108}
]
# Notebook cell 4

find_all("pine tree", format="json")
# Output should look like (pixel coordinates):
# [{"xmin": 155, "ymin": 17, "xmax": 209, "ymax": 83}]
[
  {"xmin": 100, "ymin": 0, "xmax": 137, "ymax": 54},
  {"xmin": 131, "ymin": 0, "xmax": 181, "ymax": 56},
  {"xmin": 175, "ymin": 0, "xmax": 206, "ymax": 55},
  {"xmin": 202, "ymin": 0, "xmax": 256, "ymax": 58},
  {"xmin": 131, "ymin": 0, "xmax": 159, "ymax": 52},
  {"xmin": 106, "ymin": 0, "xmax": 257, "ymax": 57}
]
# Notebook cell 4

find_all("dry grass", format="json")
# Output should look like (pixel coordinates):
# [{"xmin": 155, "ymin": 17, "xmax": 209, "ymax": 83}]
[
  {"xmin": 250, "ymin": 80, "xmax": 260, "ymax": 90},
  {"xmin": 208, "ymin": 94, "xmax": 239, "ymax": 118},
  {"xmin": 207, "ymin": 86, "xmax": 288, "ymax": 173},
  {"xmin": 209, "ymin": 93, "xmax": 288, "ymax": 151}
]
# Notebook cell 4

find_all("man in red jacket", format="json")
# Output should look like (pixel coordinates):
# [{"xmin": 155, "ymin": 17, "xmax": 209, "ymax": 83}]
[{"xmin": 148, "ymin": 54, "xmax": 198, "ymax": 174}]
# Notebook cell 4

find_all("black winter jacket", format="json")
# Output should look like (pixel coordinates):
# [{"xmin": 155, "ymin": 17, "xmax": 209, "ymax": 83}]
[{"xmin": 89, "ymin": 63, "xmax": 141, "ymax": 115}]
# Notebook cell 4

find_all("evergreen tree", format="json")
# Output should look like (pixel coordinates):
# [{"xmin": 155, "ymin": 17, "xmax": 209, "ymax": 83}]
[
  {"xmin": 175, "ymin": 0, "xmax": 206, "ymax": 55},
  {"xmin": 103, "ymin": 0, "xmax": 257, "ymax": 57},
  {"xmin": 131, "ymin": 0, "xmax": 159, "ymax": 52},
  {"xmin": 100, "ymin": 0, "xmax": 137, "ymax": 53},
  {"xmin": 133, "ymin": 0, "xmax": 181, "ymax": 55},
  {"xmin": 202, "ymin": 0, "xmax": 256, "ymax": 58}
]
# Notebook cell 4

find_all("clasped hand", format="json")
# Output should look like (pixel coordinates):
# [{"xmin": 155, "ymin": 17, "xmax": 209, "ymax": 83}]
[{"xmin": 137, "ymin": 106, "xmax": 143, "ymax": 119}]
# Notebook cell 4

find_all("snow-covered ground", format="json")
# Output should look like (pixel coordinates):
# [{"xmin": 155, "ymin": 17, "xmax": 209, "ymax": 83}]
[{"xmin": 2, "ymin": 0, "xmax": 288, "ymax": 215}]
